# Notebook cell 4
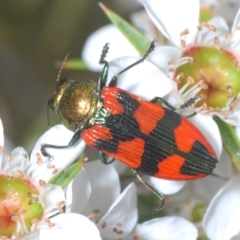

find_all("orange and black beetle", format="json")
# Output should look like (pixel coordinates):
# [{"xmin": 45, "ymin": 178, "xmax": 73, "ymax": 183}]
[{"xmin": 41, "ymin": 41, "xmax": 217, "ymax": 211}]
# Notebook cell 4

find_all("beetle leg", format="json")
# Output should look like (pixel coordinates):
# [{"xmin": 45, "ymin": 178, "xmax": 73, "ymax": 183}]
[
  {"xmin": 41, "ymin": 129, "xmax": 82, "ymax": 157},
  {"xmin": 109, "ymin": 40, "xmax": 156, "ymax": 87},
  {"xmin": 99, "ymin": 151, "xmax": 115, "ymax": 165},
  {"xmin": 132, "ymin": 169, "xmax": 165, "ymax": 213},
  {"xmin": 99, "ymin": 43, "xmax": 110, "ymax": 90},
  {"xmin": 150, "ymin": 97, "xmax": 176, "ymax": 110},
  {"xmin": 151, "ymin": 96, "xmax": 199, "ymax": 114}
]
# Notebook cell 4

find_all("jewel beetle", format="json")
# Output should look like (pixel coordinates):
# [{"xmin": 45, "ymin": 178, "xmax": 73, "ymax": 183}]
[{"xmin": 41, "ymin": 40, "xmax": 218, "ymax": 212}]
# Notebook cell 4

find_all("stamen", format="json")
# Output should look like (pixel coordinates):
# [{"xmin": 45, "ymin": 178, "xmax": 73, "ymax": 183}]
[
  {"xmin": 202, "ymin": 103, "xmax": 208, "ymax": 110},
  {"xmin": 187, "ymin": 76, "xmax": 194, "ymax": 84},
  {"xmin": 226, "ymin": 32, "xmax": 232, "ymax": 39},
  {"xmin": 52, "ymin": 168, "xmax": 58, "ymax": 175},
  {"xmin": 23, "ymin": 153, "xmax": 28, "ymax": 159},
  {"xmin": 101, "ymin": 221, "xmax": 107, "ymax": 229},
  {"xmin": 132, "ymin": 233, "xmax": 142, "ymax": 240},
  {"xmin": 36, "ymin": 153, "xmax": 42, "ymax": 165},
  {"xmin": 208, "ymin": 24, "xmax": 216, "ymax": 32},
  {"xmin": 6, "ymin": 153, "xmax": 12, "ymax": 162},
  {"xmin": 180, "ymin": 39, "xmax": 186, "ymax": 47},
  {"xmin": 16, "ymin": 170, "xmax": 24, "ymax": 178},
  {"xmin": 47, "ymin": 164, "xmax": 55, "ymax": 169},
  {"xmin": 28, "ymin": 197, "xmax": 38, "ymax": 205},
  {"xmin": 214, "ymin": 37, "xmax": 219, "ymax": 46},
  {"xmin": 39, "ymin": 180, "xmax": 47, "ymax": 187},
  {"xmin": 57, "ymin": 201, "xmax": 65, "ymax": 207},
  {"xmin": 226, "ymin": 85, "xmax": 233, "ymax": 98},
  {"xmin": 180, "ymin": 28, "xmax": 189, "ymax": 36},
  {"xmin": 113, "ymin": 228, "xmax": 123, "ymax": 234},
  {"xmin": 0, "ymin": 146, "xmax": 4, "ymax": 155},
  {"xmin": 89, "ymin": 209, "xmax": 100, "ymax": 220}
]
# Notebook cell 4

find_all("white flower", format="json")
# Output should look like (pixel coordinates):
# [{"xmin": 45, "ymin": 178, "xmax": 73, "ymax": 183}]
[
  {"xmin": 203, "ymin": 175, "xmax": 240, "ymax": 240},
  {"xmin": 66, "ymin": 160, "xmax": 138, "ymax": 240},
  {"xmin": 142, "ymin": 0, "xmax": 240, "ymax": 129},
  {"xmin": 0, "ymin": 119, "xmax": 101, "ymax": 239},
  {"xmin": 130, "ymin": 216, "xmax": 198, "ymax": 240}
]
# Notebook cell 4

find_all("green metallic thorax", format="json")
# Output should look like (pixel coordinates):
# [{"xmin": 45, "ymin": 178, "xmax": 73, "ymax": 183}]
[{"xmin": 52, "ymin": 79, "xmax": 99, "ymax": 132}]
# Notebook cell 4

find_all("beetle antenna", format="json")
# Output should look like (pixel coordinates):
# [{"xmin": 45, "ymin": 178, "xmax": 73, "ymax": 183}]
[
  {"xmin": 99, "ymin": 43, "xmax": 109, "ymax": 65},
  {"xmin": 46, "ymin": 105, "xmax": 50, "ymax": 129},
  {"xmin": 57, "ymin": 52, "xmax": 70, "ymax": 80}
]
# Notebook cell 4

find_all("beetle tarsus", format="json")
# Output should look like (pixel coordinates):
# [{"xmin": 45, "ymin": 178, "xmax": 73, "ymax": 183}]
[{"xmin": 132, "ymin": 169, "xmax": 165, "ymax": 213}]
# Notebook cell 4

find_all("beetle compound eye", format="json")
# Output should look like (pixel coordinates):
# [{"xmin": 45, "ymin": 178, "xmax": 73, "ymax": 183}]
[
  {"xmin": 48, "ymin": 97, "xmax": 55, "ymax": 111},
  {"xmin": 56, "ymin": 77, "xmax": 69, "ymax": 88}
]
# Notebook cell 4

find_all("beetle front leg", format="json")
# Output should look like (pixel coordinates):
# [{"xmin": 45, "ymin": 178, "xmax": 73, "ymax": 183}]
[
  {"xmin": 99, "ymin": 151, "xmax": 115, "ymax": 165},
  {"xmin": 99, "ymin": 43, "xmax": 110, "ymax": 90},
  {"xmin": 109, "ymin": 40, "xmax": 156, "ymax": 87},
  {"xmin": 132, "ymin": 169, "xmax": 165, "ymax": 213},
  {"xmin": 41, "ymin": 129, "xmax": 82, "ymax": 157}
]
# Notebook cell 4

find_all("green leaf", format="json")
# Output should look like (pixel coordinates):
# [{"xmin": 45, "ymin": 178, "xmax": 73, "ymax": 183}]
[
  {"xmin": 99, "ymin": 3, "xmax": 150, "ymax": 55},
  {"xmin": 213, "ymin": 116, "xmax": 240, "ymax": 170},
  {"xmin": 56, "ymin": 58, "xmax": 89, "ymax": 70},
  {"xmin": 49, "ymin": 158, "xmax": 86, "ymax": 188}
]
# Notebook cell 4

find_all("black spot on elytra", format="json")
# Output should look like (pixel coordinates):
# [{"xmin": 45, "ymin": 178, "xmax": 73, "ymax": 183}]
[{"xmin": 94, "ymin": 90, "xmax": 217, "ymax": 177}]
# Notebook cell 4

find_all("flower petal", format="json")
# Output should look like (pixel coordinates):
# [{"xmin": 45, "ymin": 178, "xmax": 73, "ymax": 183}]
[
  {"xmin": 2, "ymin": 147, "xmax": 31, "ymax": 174},
  {"xmin": 0, "ymin": 119, "xmax": 3, "ymax": 150},
  {"xmin": 66, "ymin": 168, "xmax": 91, "ymax": 214},
  {"xmin": 82, "ymin": 24, "xmax": 139, "ymax": 71},
  {"xmin": 29, "ymin": 125, "xmax": 86, "ymax": 182},
  {"xmin": 23, "ymin": 213, "xmax": 101, "ymax": 240},
  {"xmin": 83, "ymin": 160, "xmax": 121, "ymax": 220},
  {"xmin": 149, "ymin": 177, "xmax": 185, "ymax": 195},
  {"xmin": 230, "ymin": 6, "xmax": 240, "ymax": 49},
  {"xmin": 142, "ymin": 0, "xmax": 200, "ymax": 46},
  {"xmin": 106, "ymin": 57, "xmax": 173, "ymax": 100},
  {"xmin": 135, "ymin": 216, "xmax": 198, "ymax": 240},
  {"xmin": 203, "ymin": 175, "xmax": 240, "ymax": 240},
  {"xmin": 148, "ymin": 46, "xmax": 180, "ymax": 75},
  {"xmin": 195, "ymin": 16, "xmax": 229, "ymax": 46},
  {"xmin": 41, "ymin": 184, "xmax": 66, "ymax": 218},
  {"xmin": 97, "ymin": 183, "xmax": 138, "ymax": 239}
]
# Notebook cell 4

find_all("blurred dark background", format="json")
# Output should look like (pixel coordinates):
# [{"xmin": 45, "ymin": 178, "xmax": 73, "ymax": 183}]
[{"xmin": 0, "ymin": 0, "xmax": 141, "ymax": 150}]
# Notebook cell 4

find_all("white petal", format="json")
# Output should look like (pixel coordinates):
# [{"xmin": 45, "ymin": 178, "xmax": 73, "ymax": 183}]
[
  {"xmin": 97, "ymin": 183, "xmax": 138, "ymax": 239},
  {"xmin": 106, "ymin": 57, "xmax": 173, "ymax": 101},
  {"xmin": 149, "ymin": 177, "xmax": 185, "ymax": 195},
  {"xmin": 2, "ymin": 147, "xmax": 31, "ymax": 174},
  {"xmin": 195, "ymin": 16, "xmax": 229, "ymax": 46},
  {"xmin": 66, "ymin": 168, "xmax": 91, "ymax": 213},
  {"xmin": 213, "ymin": 149, "xmax": 234, "ymax": 179},
  {"xmin": 217, "ymin": 0, "xmax": 240, "ymax": 28},
  {"xmin": 135, "ymin": 216, "xmax": 198, "ymax": 240},
  {"xmin": 23, "ymin": 213, "xmax": 101, "ymax": 240},
  {"xmin": 41, "ymin": 184, "xmax": 66, "ymax": 218},
  {"xmin": 0, "ymin": 119, "xmax": 3, "ymax": 150},
  {"xmin": 142, "ymin": 0, "xmax": 200, "ymax": 46},
  {"xmin": 231, "ymin": 6, "xmax": 240, "ymax": 38},
  {"xmin": 29, "ymin": 125, "xmax": 86, "ymax": 182},
  {"xmin": 192, "ymin": 175, "xmax": 225, "ymax": 202},
  {"xmin": 189, "ymin": 114, "xmax": 222, "ymax": 158},
  {"xmin": 83, "ymin": 160, "xmax": 121, "ymax": 219},
  {"xmin": 203, "ymin": 175, "xmax": 240, "ymax": 240},
  {"xmin": 82, "ymin": 24, "xmax": 139, "ymax": 71},
  {"xmin": 148, "ymin": 46, "xmax": 180, "ymax": 75}
]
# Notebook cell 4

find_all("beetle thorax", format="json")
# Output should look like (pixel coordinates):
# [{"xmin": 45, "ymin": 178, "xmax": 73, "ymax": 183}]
[{"xmin": 55, "ymin": 79, "xmax": 98, "ymax": 132}]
